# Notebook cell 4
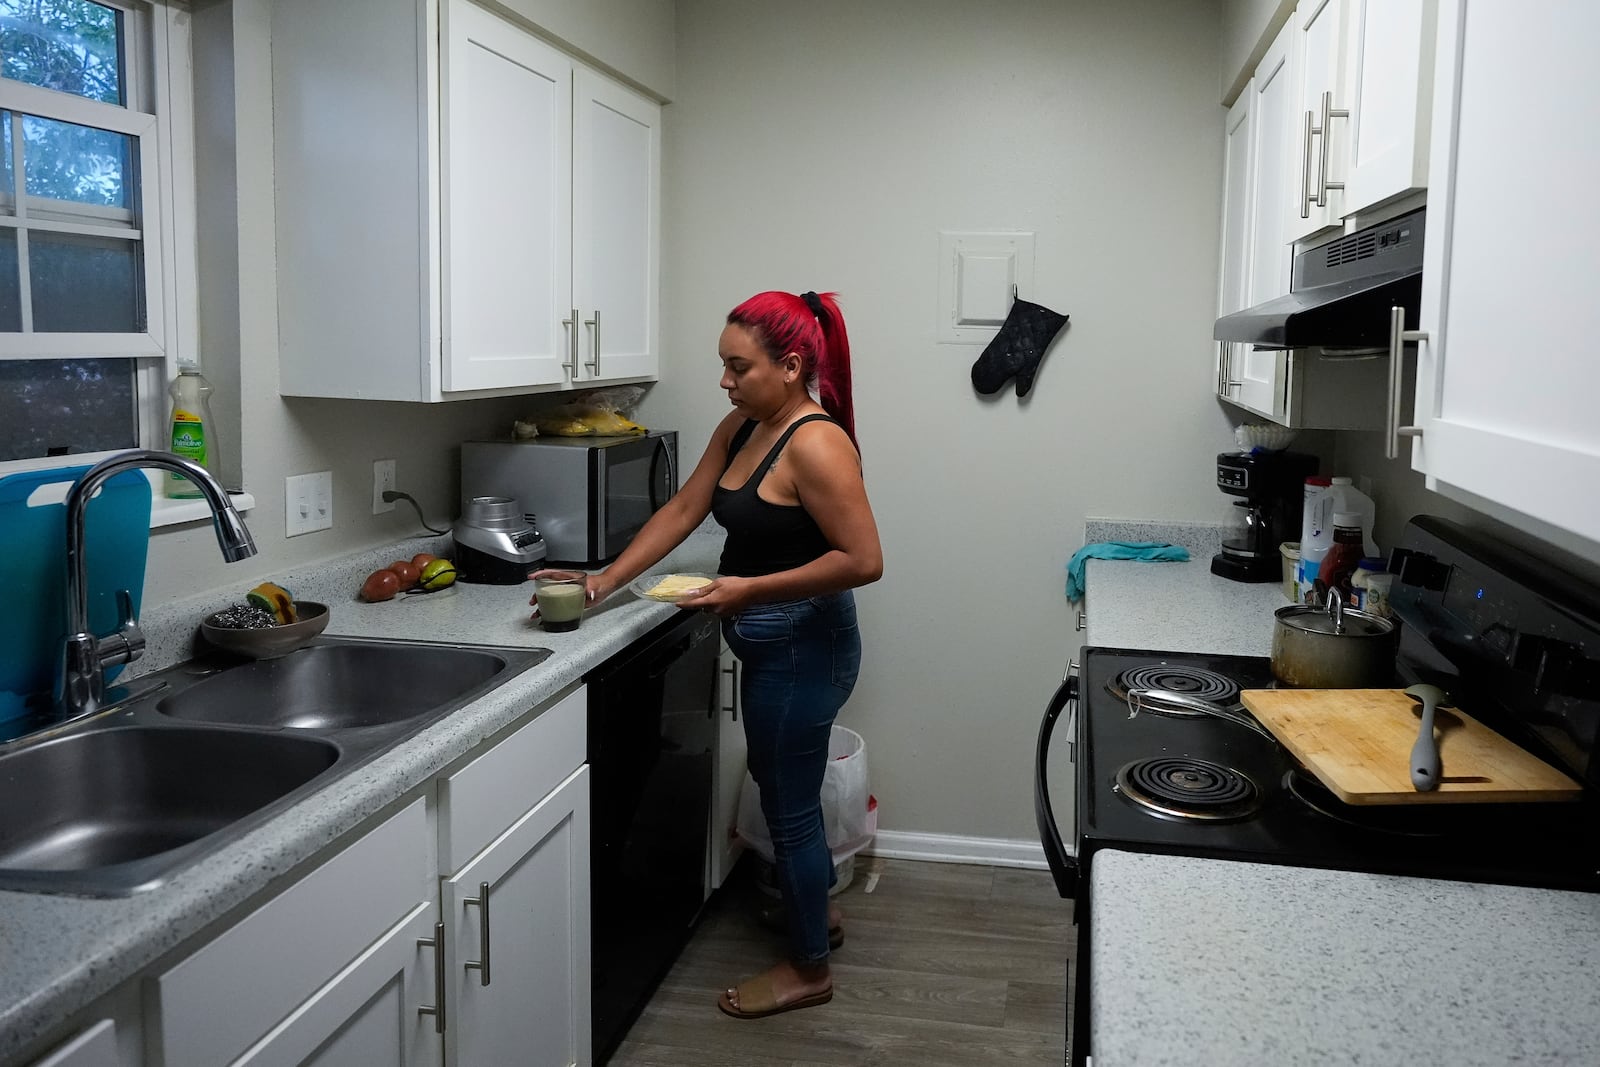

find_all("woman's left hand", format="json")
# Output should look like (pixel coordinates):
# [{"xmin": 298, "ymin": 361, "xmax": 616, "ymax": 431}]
[{"xmin": 676, "ymin": 576, "xmax": 752, "ymax": 617}]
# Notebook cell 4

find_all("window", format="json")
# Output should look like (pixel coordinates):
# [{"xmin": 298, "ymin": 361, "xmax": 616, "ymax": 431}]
[{"xmin": 0, "ymin": 0, "xmax": 194, "ymax": 473}]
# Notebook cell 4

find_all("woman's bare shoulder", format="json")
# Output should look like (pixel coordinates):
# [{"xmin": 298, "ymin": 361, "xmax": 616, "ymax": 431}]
[{"xmin": 788, "ymin": 415, "xmax": 859, "ymax": 468}]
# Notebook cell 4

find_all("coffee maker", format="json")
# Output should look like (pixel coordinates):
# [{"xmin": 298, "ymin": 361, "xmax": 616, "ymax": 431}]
[{"xmin": 1211, "ymin": 450, "xmax": 1318, "ymax": 582}]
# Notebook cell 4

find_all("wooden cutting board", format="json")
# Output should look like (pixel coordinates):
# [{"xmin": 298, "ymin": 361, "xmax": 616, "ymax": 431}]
[{"xmin": 1238, "ymin": 688, "xmax": 1583, "ymax": 805}]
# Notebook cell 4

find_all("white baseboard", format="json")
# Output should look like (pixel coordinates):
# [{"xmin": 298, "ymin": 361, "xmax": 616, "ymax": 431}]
[{"xmin": 863, "ymin": 830, "xmax": 1048, "ymax": 870}]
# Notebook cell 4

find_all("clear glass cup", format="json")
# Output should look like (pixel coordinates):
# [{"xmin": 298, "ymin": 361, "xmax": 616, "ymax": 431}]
[{"xmin": 533, "ymin": 570, "xmax": 588, "ymax": 632}]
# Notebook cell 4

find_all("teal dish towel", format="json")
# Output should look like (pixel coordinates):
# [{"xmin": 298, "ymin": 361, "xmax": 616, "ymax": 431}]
[{"xmin": 1065, "ymin": 541, "xmax": 1190, "ymax": 602}]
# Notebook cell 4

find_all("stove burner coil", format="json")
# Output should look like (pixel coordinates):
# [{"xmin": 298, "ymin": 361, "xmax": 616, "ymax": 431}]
[
  {"xmin": 1114, "ymin": 757, "xmax": 1262, "ymax": 821},
  {"xmin": 1283, "ymin": 770, "xmax": 1445, "ymax": 837},
  {"xmin": 1108, "ymin": 664, "xmax": 1240, "ymax": 710}
]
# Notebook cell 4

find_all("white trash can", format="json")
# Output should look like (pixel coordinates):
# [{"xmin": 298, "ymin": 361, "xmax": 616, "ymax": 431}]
[{"xmin": 736, "ymin": 725, "xmax": 876, "ymax": 895}]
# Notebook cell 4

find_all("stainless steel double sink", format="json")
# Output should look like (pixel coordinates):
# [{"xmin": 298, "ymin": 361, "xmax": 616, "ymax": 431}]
[{"xmin": 0, "ymin": 637, "xmax": 552, "ymax": 897}]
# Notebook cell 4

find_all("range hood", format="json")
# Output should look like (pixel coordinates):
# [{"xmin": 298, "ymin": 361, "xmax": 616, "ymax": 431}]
[{"xmin": 1215, "ymin": 209, "xmax": 1425, "ymax": 350}]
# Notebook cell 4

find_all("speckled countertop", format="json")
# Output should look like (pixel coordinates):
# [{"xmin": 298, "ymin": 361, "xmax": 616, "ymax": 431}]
[
  {"xmin": 1090, "ymin": 850, "xmax": 1600, "ymax": 1066},
  {"xmin": 0, "ymin": 524, "xmax": 725, "ymax": 1064},
  {"xmin": 1081, "ymin": 519, "xmax": 1289, "ymax": 656}
]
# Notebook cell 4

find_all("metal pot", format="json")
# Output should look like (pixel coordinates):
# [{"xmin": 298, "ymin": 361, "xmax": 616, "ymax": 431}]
[{"xmin": 1271, "ymin": 592, "xmax": 1398, "ymax": 688}]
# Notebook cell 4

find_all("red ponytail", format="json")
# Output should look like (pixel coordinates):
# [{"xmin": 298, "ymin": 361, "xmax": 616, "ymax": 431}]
[{"xmin": 727, "ymin": 290, "xmax": 857, "ymax": 448}]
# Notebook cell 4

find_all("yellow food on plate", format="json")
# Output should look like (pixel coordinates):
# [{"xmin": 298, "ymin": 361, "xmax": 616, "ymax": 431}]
[{"xmin": 646, "ymin": 574, "xmax": 712, "ymax": 599}]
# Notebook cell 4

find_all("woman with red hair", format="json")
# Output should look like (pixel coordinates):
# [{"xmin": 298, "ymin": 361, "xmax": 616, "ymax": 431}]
[{"xmin": 538, "ymin": 289, "xmax": 882, "ymax": 1019}]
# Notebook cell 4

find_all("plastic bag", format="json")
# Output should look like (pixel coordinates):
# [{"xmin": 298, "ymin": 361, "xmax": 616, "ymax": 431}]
[
  {"xmin": 736, "ymin": 725, "xmax": 877, "ymax": 865},
  {"xmin": 526, "ymin": 386, "xmax": 649, "ymax": 437}
]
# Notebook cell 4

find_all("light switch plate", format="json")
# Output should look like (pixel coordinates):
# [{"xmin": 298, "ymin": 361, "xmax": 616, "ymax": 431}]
[
  {"xmin": 308, "ymin": 471, "xmax": 332, "ymax": 532},
  {"xmin": 285, "ymin": 471, "xmax": 333, "ymax": 536},
  {"xmin": 938, "ymin": 231, "xmax": 1036, "ymax": 344}
]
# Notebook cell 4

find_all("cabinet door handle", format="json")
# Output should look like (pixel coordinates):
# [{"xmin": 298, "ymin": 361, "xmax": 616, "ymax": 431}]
[
  {"xmin": 416, "ymin": 921, "xmax": 446, "ymax": 1033},
  {"xmin": 584, "ymin": 309, "xmax": 601, "ymax": 375},
  {"xmin": 1315, "ymin": 91, "xmax": 1349, "ymax": 208},
  {"xmin": 463, "ymin": 880, "xmax": 492, "ymax": 986},
  {"xmin": 1076, "ymin": 610, "xmax": 1087, "ymax": 632},
  {"xmin": 561, "ymin": 309, "xmax": 580, "ymax": 377},
  {"xmin": 722, "ymin": 659, "xmax": 739, "ymax": 721},
  {"xmin": 1385, "ymin": 305, "xmax": 1428, "ymax": 460},
  {"xmin": 1300, "ymin": 108, "xmax": 1315, "ymax": 219}
]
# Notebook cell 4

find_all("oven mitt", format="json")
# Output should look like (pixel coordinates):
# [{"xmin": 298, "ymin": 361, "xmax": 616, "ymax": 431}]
[{"xmin": 970, "ymin": 297, "xmax": 1069, "ymax": 397}]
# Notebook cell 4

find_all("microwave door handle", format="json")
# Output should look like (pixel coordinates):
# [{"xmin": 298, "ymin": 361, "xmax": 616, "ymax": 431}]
[{"xmin": 651, "ymin": 436, "xmax": 677, "ymax": 511}]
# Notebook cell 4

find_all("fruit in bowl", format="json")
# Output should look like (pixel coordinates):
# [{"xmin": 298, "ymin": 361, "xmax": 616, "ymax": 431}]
[{"xmin": 201, "ymin": 584, "xmax": 329, "ymax": 659}]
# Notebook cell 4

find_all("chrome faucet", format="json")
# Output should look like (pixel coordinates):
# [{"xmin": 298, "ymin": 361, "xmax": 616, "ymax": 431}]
[{"xmin": 55, "ymin": 449, "xmax": 258, "ymax": 722}]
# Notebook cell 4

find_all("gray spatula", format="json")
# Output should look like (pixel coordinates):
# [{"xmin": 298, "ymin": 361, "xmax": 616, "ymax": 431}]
[{"xmin": 1405, "ymin": 683, "xmax": 1448, "ymax": 791}]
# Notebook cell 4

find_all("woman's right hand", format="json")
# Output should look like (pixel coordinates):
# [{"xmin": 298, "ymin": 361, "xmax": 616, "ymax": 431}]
[{"xmin": 527, "ymin": 569, "xmax": 614, "ymax": 614}]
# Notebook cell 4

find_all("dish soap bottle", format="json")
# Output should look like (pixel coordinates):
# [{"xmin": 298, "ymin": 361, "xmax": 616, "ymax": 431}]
[{"xmin": 166, "ymin": 368, "xmax": 218, "ymax": 499}]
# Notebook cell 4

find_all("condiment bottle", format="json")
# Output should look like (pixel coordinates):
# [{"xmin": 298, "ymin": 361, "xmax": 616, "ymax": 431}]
[
  {"xmin": 1350, "ymin": 558, "xmax": 1387, "ymax": 610},
  {"xmin": 1318, "ymin": 512, "xmax": 1367, "ymax": 600}
]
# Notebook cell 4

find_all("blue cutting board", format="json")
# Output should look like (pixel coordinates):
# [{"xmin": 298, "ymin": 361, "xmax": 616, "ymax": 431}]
[{"xmin": 0, "ymin": 466, "xmax": 152, "ymax": 723}]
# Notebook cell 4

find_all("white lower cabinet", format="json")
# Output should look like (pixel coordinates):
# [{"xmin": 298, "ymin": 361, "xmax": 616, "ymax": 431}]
[
  {"xmin": 709, "ymin": 643, "xmax": 748, "ymax": 892},
  {"xmin": 231, "ymin": 902, "xmax": 444, "ymax": 1067},
  {"xmin": 443, "ymin": 767, "xmax": 591, "ymax": 1067},
  {"xmin": 24, "ymin": 1022, "xmax": 122, "ymax": 1067},
  {"xmin": 149, "ymin": 798, "xmax": 437, "ymax": 1067},
  {"xmin": 123, "ymin": 686, "xmax": 592, "ymax": 1067}
]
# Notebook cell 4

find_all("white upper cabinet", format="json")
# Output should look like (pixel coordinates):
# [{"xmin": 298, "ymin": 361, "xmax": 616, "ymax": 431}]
[
  {"xmin": 1342, "ymin": 0, "xmax": 1436, "ymax": 218},
  {"xmin": 273, "ymin": 0, "xmax": 662, "ymax": 402},
  {"xmin": 442, "ymin": 2, "xmax": 573, "ymax": 392},
  {"xmin": 1285, "ymin": 0, "xmax": 1437, "ymax": 242},
  {"xmin": 1287, "ymin": 0, "xmax": 1349, "ymax": 241},
  {"xmin": 1233, "ymin": 21, "xmax": 1299, "ymax": 418},
  {"xmin": 1216, "ymin": 88, "xmax": 1254, "ymax": 407},
  {"xmin": 1408, "ymin": 0, "xmax": 1600, "ymax": 546},
  {"xmin": 572, "ymin": 67, "xmax": 661, "ymax": 383}
]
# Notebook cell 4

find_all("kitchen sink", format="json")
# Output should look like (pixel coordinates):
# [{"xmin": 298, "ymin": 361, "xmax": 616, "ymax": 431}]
[
  {"xmin": 0, "ymin": 636, "xmax": 552, "ymax": 896},
  {"xmin": 0, "ymin": 728, "xmax": 337, "ymax": 874},
  {"xmin": 158, "ymin": 643, "xmax": 512, "ymax": 730}
]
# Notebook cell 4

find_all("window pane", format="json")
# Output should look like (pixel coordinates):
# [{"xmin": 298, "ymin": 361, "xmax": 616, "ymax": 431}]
[
  {"xmin": 0, "ymin": 0, "xmax": 123, "ymax": 105},
  {"xmin": 30, "ymin": 230, "xmax": 140, "ymax": 331},
  {"xmin": 0, "ymin": 357, "xmax": 136, "ymax": 461},
  {"xmin": 2, "ymin": 110, "xmax": 13, "ymax": 207},
  {"xmin": 23, "ymin": 114, "xmax": 130, "ymax": 210},
  {"xmin": 0, "ymin": 229, "xmax": 18, "ymax": 330}
]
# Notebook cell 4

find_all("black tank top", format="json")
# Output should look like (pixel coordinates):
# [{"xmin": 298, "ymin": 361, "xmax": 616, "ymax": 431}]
[{"xmin": 713, "ymin": 414, "xmax": 835, "ymax": 577}]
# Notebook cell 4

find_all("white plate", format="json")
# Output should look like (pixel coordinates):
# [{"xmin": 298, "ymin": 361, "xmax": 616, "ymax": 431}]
[{"xmin": 629, "ymin": 571, "xmax": 717, "ymax": 603}]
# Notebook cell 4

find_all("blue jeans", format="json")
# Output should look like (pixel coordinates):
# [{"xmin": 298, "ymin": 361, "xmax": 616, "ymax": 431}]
[{"xmin": 724, "ymin": 591, "xmax": 862, "ymax": 965}]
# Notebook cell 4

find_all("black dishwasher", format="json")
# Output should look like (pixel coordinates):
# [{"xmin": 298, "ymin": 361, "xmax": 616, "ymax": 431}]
[{"xmin": 585, "ymin": 610, "xmax": 720, "ymax": 1063}]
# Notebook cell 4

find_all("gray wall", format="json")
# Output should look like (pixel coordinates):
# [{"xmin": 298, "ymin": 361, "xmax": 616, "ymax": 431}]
[
  {"xmin": 1218, "ymin": 0, "xmax": 1295, "ymax": 104},
  {"xmin": 642, "ymin": 0, "xmax": 1235, "ymax": 844}
]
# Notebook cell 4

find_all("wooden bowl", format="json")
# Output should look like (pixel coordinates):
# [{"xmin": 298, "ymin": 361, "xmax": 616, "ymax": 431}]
[{"xmin": 199, "ymin": 602, "xmax": 330, "ymax": 659}]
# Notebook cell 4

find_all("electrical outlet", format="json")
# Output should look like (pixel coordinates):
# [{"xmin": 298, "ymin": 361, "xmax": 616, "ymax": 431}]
[{"xmin": 373, "ymin": 459, "xmax": 396, "ymax": 514}]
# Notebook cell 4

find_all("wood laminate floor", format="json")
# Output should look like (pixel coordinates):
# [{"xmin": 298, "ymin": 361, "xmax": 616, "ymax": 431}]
[{"xmin": 608, "ymin": 856, "xmax": 1074, "ymax": 1066}]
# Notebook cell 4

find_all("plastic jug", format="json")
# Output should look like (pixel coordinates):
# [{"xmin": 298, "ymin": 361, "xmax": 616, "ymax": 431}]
[
  {"xmin": 1327, "ymin": 477, "xmax": 1378, "ymax": 558},
  {"xmin": 1296, "ymin": 476, "xmax": 1333, "ymax": 602}
]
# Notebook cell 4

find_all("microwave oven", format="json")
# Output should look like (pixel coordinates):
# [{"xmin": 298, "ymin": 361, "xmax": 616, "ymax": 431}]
[{"xmin": 460, "ymin": 431, "xmax": 678, "ymax": 566}]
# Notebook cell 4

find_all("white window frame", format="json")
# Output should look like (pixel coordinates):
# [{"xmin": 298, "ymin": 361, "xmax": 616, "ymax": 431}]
[{"xmin": 0, "ymin": 0, "xmax": 198, "ymax": 491}]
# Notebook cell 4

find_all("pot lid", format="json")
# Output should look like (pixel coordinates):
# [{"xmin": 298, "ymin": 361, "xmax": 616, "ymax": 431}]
[{"xmin": 1276, "ymin": 603, "xmax": 1395, "ymax": 638}]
